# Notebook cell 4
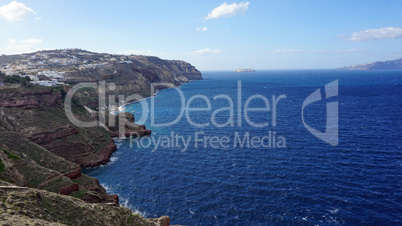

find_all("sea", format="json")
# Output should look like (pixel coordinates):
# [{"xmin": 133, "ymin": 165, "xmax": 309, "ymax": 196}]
[{"xmin": 85, "ymin": 70, "xmax": 402, "ymax": 225}]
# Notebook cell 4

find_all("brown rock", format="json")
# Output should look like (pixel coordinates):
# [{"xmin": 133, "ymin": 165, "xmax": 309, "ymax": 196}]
[
  {"xmin": 0, "ymin": 89, "xmax": 61, "ymax": 108},
  {"xmin": 30, "ymin": 127, "xmax": 79, "ymax": 145},
  {"xmin": 63, "ymin": 167, "xmax": 82, "ymax": 179},
  {"xmin": 59, "ymin": 183, "xmax": 79, "ymax": 195},
  {"xmin": 104, "ymin": 194, "xmax": 119, "ymax": 206},
  {"xmin": 149, "ymin": 216, "xmax": 171, "ymax": 226},
  {"xmin": 76, "ymin": 141, "xmax": 117, "ymax": 168}
]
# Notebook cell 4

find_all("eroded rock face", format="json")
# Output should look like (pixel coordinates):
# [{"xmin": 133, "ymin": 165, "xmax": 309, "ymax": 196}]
[
  {"xmin": 108, "ymin": 112, "xmax": 152, "ymax": 138},
  {"xmin": 0, "ymin": 87, "xmax": 152, "ymax": 208},
  {"xmin": 59, "ymin": 183, "xmax": 79, "ymax": 195},
  {"xmin": 0, "ymin": 89, "xmax": 61, "ymax": 108},
  {"xmin": 0, "ymin": 86, "xmax": 117, "ymax": 168},
  {"xmin": 0, "ymin": 186, "xmax": 172, "ymax": 226},
  {"xmin": 0, "ymin": 128, "xmax": 116, "ymax": 205},
  {"xmin": 0, "ymin": 50, "xmax": 202, "ymax": 225}
]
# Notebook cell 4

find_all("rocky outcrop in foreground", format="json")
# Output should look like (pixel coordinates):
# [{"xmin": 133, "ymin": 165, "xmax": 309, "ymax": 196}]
[
  {"xmin": 0, "ymin": 127, "xmax": 118, "ymax": 205},
  {"xmin": 0, "ymin": 185, "xmax": 171, "ymax": 226},
  {"xmin": 338, "ymin": 58, "xmax": 402, "ymax": 70}
]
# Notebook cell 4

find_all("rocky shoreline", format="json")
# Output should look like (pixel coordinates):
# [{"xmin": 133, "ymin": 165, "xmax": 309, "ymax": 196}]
[{"xmin": 0, "ymin": 50, "xmax": 202, "ymax": 225}]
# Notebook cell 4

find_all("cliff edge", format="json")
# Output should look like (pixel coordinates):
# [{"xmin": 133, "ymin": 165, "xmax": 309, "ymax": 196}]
[
  {"xmin": 0, "ymin": 49, "xmax": 202, "ymax": 225},
  {"xmin": 0, "ymin": 185, "xmax": 172, "ymax": 226}
]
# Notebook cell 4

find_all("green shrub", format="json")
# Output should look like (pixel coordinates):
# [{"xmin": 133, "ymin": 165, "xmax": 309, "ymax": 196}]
[
  {"xmin": 3, "ymin": 149, "xmax": 21, "ymax": 160},
  {"xmin": 0, "ymin": 159, "xmax": 4, "ymax": 174},
  {"xmin": 4, "ymin": 75, "xmax": 31, "ymax": 86}
]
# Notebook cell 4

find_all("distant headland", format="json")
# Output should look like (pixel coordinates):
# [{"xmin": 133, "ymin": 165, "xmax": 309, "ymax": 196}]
[{"xmin": 338, "ymin": 58, "xmax": 402, "ymax": 70}]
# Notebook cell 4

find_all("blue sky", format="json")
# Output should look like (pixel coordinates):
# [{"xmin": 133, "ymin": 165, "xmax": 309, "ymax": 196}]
[{"xmin": 1, "ymin": 0, "xmax": 402, "ymax": 70}]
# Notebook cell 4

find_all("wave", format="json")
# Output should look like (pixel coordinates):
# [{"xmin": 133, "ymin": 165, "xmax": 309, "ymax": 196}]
[{"xmin": 100, "ymin": 183, "xmax": 147, "ymax": 217}]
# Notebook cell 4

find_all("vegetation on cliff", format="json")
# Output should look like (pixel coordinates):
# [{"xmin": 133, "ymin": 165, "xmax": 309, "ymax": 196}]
[
  {"xmin": 0, "ymin": 50, "xmax": 202, "ymax": 225},
  {"xmin": 0, "ymin": 186, "xmax": 171, "ymax": 225}
]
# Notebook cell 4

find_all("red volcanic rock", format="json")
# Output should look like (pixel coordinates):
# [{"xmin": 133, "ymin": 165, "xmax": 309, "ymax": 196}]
[
  {"xmin": 59, "ymin": 183, "xmax": 79, "ymax": 195},
  {"xmin": 127, "ymin": 128, "xmax": 152, "ymax": 137},
  {"xmin": 110, "ymin": 129, "xmax": 152, "ymax": 138},
  {"xmin": 104, "ymin": 194, "xmax": 119, "ymax": 206},
  {"xmin": 110, "ymin": 128, "xmax": 152, "ymax": 138},
  {"xmin": 0, "ymin": 89, "xmax": 61, "ymax": 108},
  {"xmin": 0, "ymin": 96, "xmax": 39, "ymax": 107},
  {"xmin": 77, "ymin": 141, "xmax": 118, "ymax": 168},
  {"xmin": 109, "ymin": 123, "xmax": 152, "ymax": 138},
  {"xmin": 96, "ymin": 142, "xmax": 118, "ymax": 166},
  {"xmin": 30, "ymin": 127, "xmax": 79, "ymax": 145},
  {"xmin": 149, "ymin": 216, "xmax": 171, "ymax": 226},
  {"xmin": 63, "ymin": 167, "xmax": 82, "ymax": 179}
]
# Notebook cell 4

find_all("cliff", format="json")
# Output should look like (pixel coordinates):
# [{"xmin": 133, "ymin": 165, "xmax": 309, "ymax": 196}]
[
  {"xmin": 0, "ymin": 49, "xmax": 202, "ymax": 167},
  {"xmin": 0, "ymin": 127, "xmax": 121, "ymax": 204},
  {"xmin": 338, "ymin": 58, "xmax": 402, "ymax": 70},
  {"xmin": 0, "ymin": 85, "xmax": 118, "ymax": 168},
  {"xmin": 0, "ymin": 49, "xmax": 202, "ymax": 225},
  {"xmin": 0, "ymin": 185, "xmax": 172, "ymax": 225}
]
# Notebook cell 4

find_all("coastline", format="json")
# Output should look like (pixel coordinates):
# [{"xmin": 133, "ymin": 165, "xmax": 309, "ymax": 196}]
[
  {"xmin": 88, "ymin": 78, "xmax": 200, "ymax": 159},
  {"xmin": 0, "ymin": 49, "xmax": 202, "ymax": 225},
  {"xmin": 116, "ymin": 79, "xmax": 199, "ymax": 112},
  {"xmin": 85, "ymin": 79, "xmax": 202, "ymax": 217}
]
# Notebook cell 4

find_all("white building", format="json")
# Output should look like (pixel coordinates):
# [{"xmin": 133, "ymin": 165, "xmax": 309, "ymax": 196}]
[
  {"xmin": 27, "ymin": 75, "xmax": 39, "ymax": 81},
  {"xmin": 30, "ymin": 80, "xmax": 65, "ymax": 87},
  {"xmin": 38, "ymin": 71, "xmax": 65, "ymax": 79}
]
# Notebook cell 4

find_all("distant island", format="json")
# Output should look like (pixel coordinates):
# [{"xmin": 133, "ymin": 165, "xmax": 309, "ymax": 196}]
[
  {"xmin": 233, "ymin": 68, "xmax": 255, "ymax": 73},
  {"xmin": 338, "ymin": 58, "xmax": 402, "ymax": 70}
]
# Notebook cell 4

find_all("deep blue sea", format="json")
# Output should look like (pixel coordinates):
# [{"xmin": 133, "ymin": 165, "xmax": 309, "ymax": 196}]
[{"xmin": 85, "ymin": 70, "xmax": 402, "ymax": 225}]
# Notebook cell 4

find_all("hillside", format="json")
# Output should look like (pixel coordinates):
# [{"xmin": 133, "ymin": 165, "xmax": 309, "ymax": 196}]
[
  {"xmin": 0, "ymin": 49, "xmax": 202, "ymax": 225},
  {"xmin": 338, "ymin": 58, "xmax": 402, "ymax": 70},
  {"xmin": 0, "ymin": 185, "xmax": 171, "ymax": 225},
  {"xmin": 0, "ymin": 49, "xmax": 202, "ymax": 98}
]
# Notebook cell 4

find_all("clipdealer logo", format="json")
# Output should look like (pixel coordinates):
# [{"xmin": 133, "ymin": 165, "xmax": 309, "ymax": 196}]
[
  {"xmin": 64, "ymin": 79, "xmax": 339, "ymax": 151},
  {"xmin": 302, "ymin": 80, "xmax": 339, "ymax": 146}
]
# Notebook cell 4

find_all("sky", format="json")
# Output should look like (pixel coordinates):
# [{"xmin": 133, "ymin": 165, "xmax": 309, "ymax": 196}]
[{"xmin": 0, "ymin": 0, "xmax": 402, "ymax": 70}]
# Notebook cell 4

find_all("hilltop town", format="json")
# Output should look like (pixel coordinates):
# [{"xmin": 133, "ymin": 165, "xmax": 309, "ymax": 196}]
[{"xmin": 0, "ymin": 48, "xmax": 200, "ymax": 88}]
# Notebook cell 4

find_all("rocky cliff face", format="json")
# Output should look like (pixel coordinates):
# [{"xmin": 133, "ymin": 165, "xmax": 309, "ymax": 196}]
[
  {"xmin": 338, "ymin": 58, "xmax": 402, "ymax": 70},
  {"xmin": 0, "ymin": 51, "xmax": 202, "ymax": 225},
  {"xmin": 0, "ymin": 127, "xmax": 120, "ymax": 205},
  {"xmin": 65, "ymin": 54, "xmax": 202, "ymax": 100},
  {"xmin": 0, "ymin": 86, "xmax": 117, "ymax": 168}
]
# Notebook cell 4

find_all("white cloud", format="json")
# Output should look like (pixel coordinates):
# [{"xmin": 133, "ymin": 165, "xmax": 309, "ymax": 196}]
[
  {"xmin": 205, "ymin": 2, "xmax": 249, "ymax": 20},
  {"xmin": 307, "ymin": 49, "xmax": 330, "ymax": 53},
  {"xmin": 187, "ymin": 48, "xmax": 223, "ymax": 55},
  {"xmin": 20, "ymin": 38, "xmax": 42, "ymax": 45},
  {"xmin": 7, "ymin": 38, "xmax": 16, "ymax": 45},
  {"xmin": 195, "ymin": 27, "xmax": 208, "ymax": 32},
  {"xmin": 333, "ymin": 49, "xmax": 361, "ymax": 53},
  {"xmin": 273, "ymin": 49, "xmax": 365, "ymax": 54},
  {"xmin": 339, "ymin": 27, "xmax": 402, "ymax": 41},
  {"xmin": 308, "ymin": 49, "xmax": 365, "ymax": 53},
  {"xmin": 7, "ymin": 38, "xmax": 42, "ymax": 54},
  {"xmin": 272, "ymin": 49, "xmax": 302, "ymax": 54},
  {"xmin": 0, "ymin": 1, "xmax": 36, "ymax": 21}
]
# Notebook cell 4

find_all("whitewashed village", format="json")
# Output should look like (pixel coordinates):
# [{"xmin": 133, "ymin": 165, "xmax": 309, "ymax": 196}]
[{"xmin": 0, "ymin": 48, "xmax": 137, "ymax": 87}]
